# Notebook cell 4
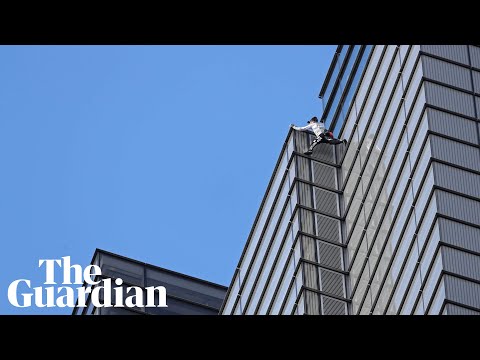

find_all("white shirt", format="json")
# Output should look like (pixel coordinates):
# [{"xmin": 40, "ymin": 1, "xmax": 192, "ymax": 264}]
[{"xmin": 293, "ymin": 122, "xmax": 325, "ymax": 137}]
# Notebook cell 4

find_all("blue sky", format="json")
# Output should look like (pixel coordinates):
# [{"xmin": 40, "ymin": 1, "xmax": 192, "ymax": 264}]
[{"xmin": 0, "ymin": 45, "xmax": 335, "ymax": 314}]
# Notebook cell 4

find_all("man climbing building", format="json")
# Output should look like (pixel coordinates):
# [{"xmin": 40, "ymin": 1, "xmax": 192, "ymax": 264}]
[{"xmin": 290, "ymin": 116, "xmax": 346, "ymax": 155}]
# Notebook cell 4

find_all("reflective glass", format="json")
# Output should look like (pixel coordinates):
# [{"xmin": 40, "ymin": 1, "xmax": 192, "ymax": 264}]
[{"xmin": 323, "ymin": 46, "xmax": 348, "ymax": 109}]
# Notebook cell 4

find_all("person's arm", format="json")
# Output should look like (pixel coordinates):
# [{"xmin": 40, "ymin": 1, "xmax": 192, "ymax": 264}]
[{"xmin": 291, "ymin": 123, "xmax": 313, "ymax": 131}]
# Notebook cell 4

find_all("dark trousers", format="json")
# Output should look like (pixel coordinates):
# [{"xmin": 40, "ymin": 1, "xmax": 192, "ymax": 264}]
[{"xmin": 308, "ymin": 133, "xmax": 326, "ymax": 152}]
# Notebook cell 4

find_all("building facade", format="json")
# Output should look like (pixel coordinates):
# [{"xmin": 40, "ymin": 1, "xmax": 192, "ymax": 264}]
[
  {"xmin": 220, "ymin": 45, "xmax": 480, "ymax": 315},
  {"xmin": 73, "ymin": 249, "xmax": 227, "ymax": 315}
]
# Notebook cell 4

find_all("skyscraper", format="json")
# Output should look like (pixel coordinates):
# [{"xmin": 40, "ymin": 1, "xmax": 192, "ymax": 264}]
[{"xmin": 220, "ymin": 45, "xmax": 480, "ymax": 315}]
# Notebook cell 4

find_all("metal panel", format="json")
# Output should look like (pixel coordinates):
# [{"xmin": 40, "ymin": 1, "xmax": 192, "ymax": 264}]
[
  {"xmin": 426, "ymin": 108, "xmax": 478, "ymax": 144},
  {"xmin": 99, "ymin": 253, "xmax": 145, "ymax": 287},
  {"xmin": 438, "ymin": 218, "xmax": 480, "ymax": 254},
  {"xmin": 304, "ymin": 263, "xmax": 320, "ymax": 290},
  {"xmin": 441, "ymin": 246, "xmax": 480, "ymax": 282},
  {"xmin": 476, "ymin": 96, "xmax": 480, "ymax": 119},
  {"xmin": 444, "ymin": 303, "xmax": 480, "ymax": 315},
  {"xmin": 297, "ymin": 182, "xmax": 313, "ymax": 208},
  {"xmin": 316, "ymin": 213, "xmax": 341, "ymax": 243},
  {"xmin": 429, "ymin": 135, "xmax": 480, "ymax": 171},
  {"xmin": 421, "ymin": 45, "xmax": 469, "ymax": 65},
  {"xmin": 301, "ymin": 235, "xmax": 317, "ymax": 262},
  {"xmin": 320, "ymin": 268, "xmax": 345, "ymax": 297},
  {"xmin": 322, "ymin": 295, "xmax": 347, "ymax": 315},
  {"xmin": 317, "ymin": 240, "xmax": 344, "ymax": 270},
  {"xmin": 424, "ymin": 82, "xmax": 476, "ymax": 118},
  {"xmin": 435, "ymin": 190, "xmax": 480, "ymax": 226},
  {"xmin": 300, "ymin": 208, "xmax": 315, "ymax": 235},
  {"xmin": 470, "ymin": 46, "xmax": 480, "ymax": 69},
  {"xmin": 314, "ymin": 187, "xmax": 339, "ymax": 216},
  {"xmin": 296, "ymin": 155, "xmax": 311, "ymax": 182},
  {"xmin": 421, "ymin": 55, "xmax": 472, "ymax": 91},
  {"xmin": 312, "ymin": 140, "xmax": 337, "ymax": 163},
  {"xmin": 305, "ymin": 292, "xmax": 321, "ymax": 315},
  {"xmin": 473, "ymin": 71, "xmax": 480, "ymax": 95},
  {"xmin": 312, "ymin": 160, "xmax": 336, "ymax": 189},
  {"xmin": 294, "ymin": 131, "xmax": 310, "ymax": 154},
  {"xmin": 295, "ymin": 132, "xmax": 337, "ymax": 163},
  {"xmin": 433, "ymin": 162, "xmax": 480, "ymax": 198},
  {"xmin": 444, "ymin": 274, "xmax": 480, "ymax": 310}
]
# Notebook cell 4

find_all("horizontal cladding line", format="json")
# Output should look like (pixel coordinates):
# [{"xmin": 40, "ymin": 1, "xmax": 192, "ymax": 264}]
[
  {"xmin": 293, "ymin": 177, "xmax": 343, "ymax": 195},
  {"xmin": 381, "ymin": 185, "xmax": 480, "ymax": 315},
  {"xmin": 440, "ymin": 241, "xmax": 480, "ymax": 260},
  {"xmin": 259, "ymin": 225, "xmax": 347, "ymax": 314},
  {"xmin": 350, "ymin": 99, "xmax": 480, "ymax": 311},
  {"xmin": 347, "ymin": 122, "xmax": 480, "ymax": 293},
  {"xmin": 293, "ymin": 151, "xmax": 341, "ymax": 168},
  {"xmin": 423, "ymin": 76, "xmax": 480, "ymax": 98},
  {"xmin": 436, "ymin": 185, "xmax": 480, "ymax": 204},
  {"xmin": 342, "ymin": 72, "xmax": 479, "ymax": 241},
  {"xmin": 425, "ymin": 271, "xmax": 480, "ymax": 314},
  {"xmin": 426, "ymin": 104, "xmax": 480, "ymax": 123},
  {"xmin": 301, "ymin": 285, "xmax": 352, "ymax": 303},
  {"xmin": 226, "ymin": 46, "xmax": 480, "ymax": 315},
  {"xmin": 397, "ymin": 215, "xmax": 480, "ymax": 314},
  {"xmin": 219, "ymin": 130, "xmax": 295, "ymax": 313},
  {"xmin": 372, "ymin": 183, "xmax": 480, "ymax": 314},
  {"xmin": 297, "ymin": 204, "xmax": 342, "ymax": 221},
  {"xmin": 437, "ymin": 214, "xmax": 480, "ymax": 230},
  {"xmin": 353, "ymin": 154, "xmax": 480, "ymax": 304},
  {"xmin": 440, "ymin": 300, "xmax": 480, "ymax": 315},
  {"xmin": 252, "ymin": 208, "xmax": 347, "ymax": 314},
  {"xmin": 300, "ymin": 258, "xmax": 349, "ymax": 275},
  {"xmin": 297, "ymin": 231, "xmax": 346, "ymax": 248},
  {"xmin": 433, "ymin": 158, "xmax": 480, "ymax": 177},
  {"xmin": 419, "ymin": 49, "xmax": 480, "ymax": 73}
]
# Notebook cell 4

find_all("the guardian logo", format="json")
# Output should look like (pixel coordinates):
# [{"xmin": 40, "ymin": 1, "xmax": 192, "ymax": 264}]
[{"xmin": 7, "ymin": 256, "xmax": 168, "ymax": 309}]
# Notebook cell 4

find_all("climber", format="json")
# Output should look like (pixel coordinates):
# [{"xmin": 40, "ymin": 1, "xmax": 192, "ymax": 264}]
[{"xmin": 290, "ymin": 116, "xmax": 346, "ymax": 155}]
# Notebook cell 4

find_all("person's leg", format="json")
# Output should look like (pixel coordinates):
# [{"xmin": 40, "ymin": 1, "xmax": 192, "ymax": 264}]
[
  {"xmin": 304, "ymin": 136, "xmax": 320, "ymax": 154},
  {"xmin": 328, "ymin": 139, "xmax": 343, "ymax": 145}
]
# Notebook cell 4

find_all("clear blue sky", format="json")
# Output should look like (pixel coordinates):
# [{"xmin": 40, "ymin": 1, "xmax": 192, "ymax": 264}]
[{"xmin": 0, "ymin": 45, "xmax": 335, "ymax": 314}]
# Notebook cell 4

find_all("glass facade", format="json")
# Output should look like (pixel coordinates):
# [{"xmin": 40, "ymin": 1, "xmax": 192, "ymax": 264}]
[
  {"xmin": 319, "ymin": 45, "xmax": 373, "ymax": 136},
  {"xmin": 222, "ymin": 45, "xmax": 480, "ymax": 315},
  {"xmin": 73, "ymin": 249, "xmax": 227, "ymax": 315}
]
